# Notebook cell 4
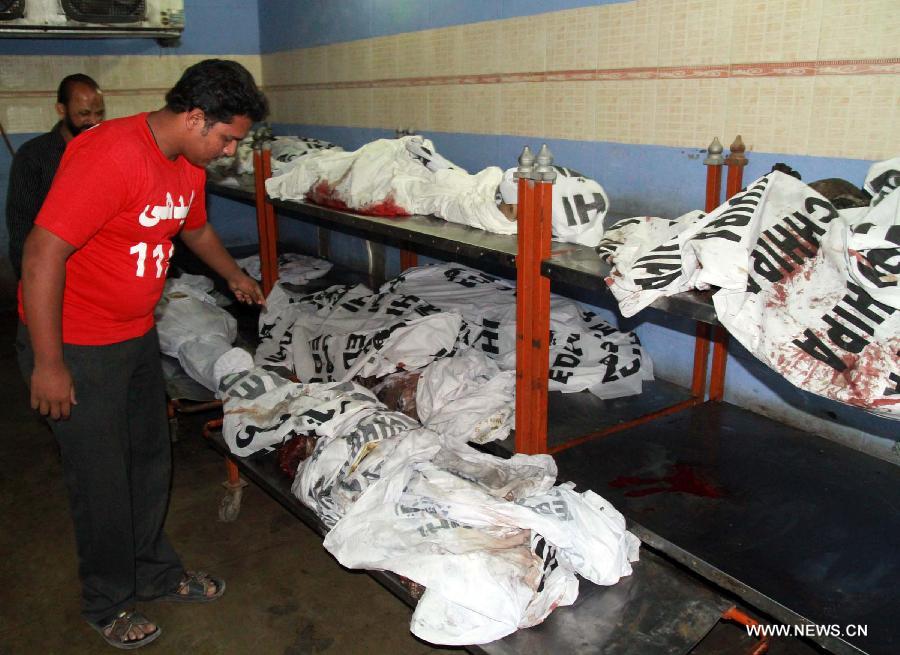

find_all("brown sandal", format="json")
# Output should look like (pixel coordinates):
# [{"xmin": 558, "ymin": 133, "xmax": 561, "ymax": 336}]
[
  {"xmin": 90, "ymin": 609, "xmax": 161, "ymax": 650},
  {"xmin": 162, "ymin": 570, "xmax": 225, "ymax": 603}
]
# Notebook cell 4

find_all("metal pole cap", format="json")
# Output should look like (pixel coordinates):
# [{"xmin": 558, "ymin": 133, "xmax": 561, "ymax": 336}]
[
  {"xmin": 534, "ymin": 143, "xmax": 557, "ymax": 182},
  {"xmin": 704, "ymin": 137, "xmax": 724, "ymax": 166},
  {"xmin": 514, "ymin": 145, "xmax": 535, "ymax": 180},
  {"xmin": 725, "ymin": 135, "xmax": 748, "ymax": 166}
]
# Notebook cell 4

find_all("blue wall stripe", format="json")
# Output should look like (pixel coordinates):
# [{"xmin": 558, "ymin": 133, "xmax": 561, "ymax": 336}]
[
  {"xmin": 0, "ymin": 0, "xmax": 260, "ymax": 56},
  {"xmin": 258, "ymin": 0, "xmax": 631, "ymax": 53}
]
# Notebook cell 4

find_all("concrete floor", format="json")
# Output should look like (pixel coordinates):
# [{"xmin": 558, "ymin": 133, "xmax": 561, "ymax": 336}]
[{"xmin": 0, "ymin": 311, "xmax": 456, "ymax": 655}]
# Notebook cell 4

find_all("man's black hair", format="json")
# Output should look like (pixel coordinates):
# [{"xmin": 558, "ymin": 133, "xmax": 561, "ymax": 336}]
[
  {"xmin": 57, "ymin": 74, "xmax": 100, "ymax": 106},
  {"xmin": 165, "ymin": 59, "xmax": 268, "ymax": 124}
]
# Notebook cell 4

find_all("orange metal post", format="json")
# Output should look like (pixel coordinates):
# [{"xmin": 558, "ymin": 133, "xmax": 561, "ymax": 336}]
[
  {"xmin": 400, "ymin": 250, "xmax": 418, "ymax": 271},
  {"xmin": 709, "ymin": 135, "xmax": 748, "ymax": 402},
  {"xmin": 259, "ymin": 147, "xmax": 279, "ymax": 295},
  {"xmin": 709, "ymin": 326, "xmax": 730, "ymax": 402},
  {"xmin": 691, "ymin": 322, "xmax": 712, "ymax": 398},
  {"xmin": 706, "ymin": 166, "xmax": 723, "ymax": 214},
  {"xmin": 253, "ymin": 148, "xmax": 274, "ymax": 295},
  {"xmin": 514, "ymin": 147, "xmax": 536, "ymax": 455},
  {"xmin": 529, "ymin": 168, "xmax": 553, "ymax": 455},
  {"xmin": 515, "ymin": 176, "xmax": 536, "ymax": 454},
  {"xmin": 201, "ymin": 417, "xmax": 224, "ymax": 440},
  {"xmin": 725, "ymin": 135, "xmax": 747, "ymax": 199},
  {"xmin": 695, "ymin": 137, "xmax": 725, "ymax": 400},
  {"xmin": 704, "ymin": 137, "xmax": 725, "ymax": 210}
]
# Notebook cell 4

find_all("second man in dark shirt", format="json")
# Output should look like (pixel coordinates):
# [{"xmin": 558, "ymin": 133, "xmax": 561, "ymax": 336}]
[{"xmin": 5, "ymin": 74, "xmax": 105, "ymax": 279}]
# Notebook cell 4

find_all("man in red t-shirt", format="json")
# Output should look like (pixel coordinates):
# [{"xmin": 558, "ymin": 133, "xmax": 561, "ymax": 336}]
[{"xmin": 17, "ymin": 60, "xmax": 268, "ymax": 650}]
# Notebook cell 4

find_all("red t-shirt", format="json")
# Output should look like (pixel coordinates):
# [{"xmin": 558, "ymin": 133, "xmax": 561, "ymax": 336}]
[{"xmin": 18, "ymin": 113, "xmax": 207, "ymax": 345}]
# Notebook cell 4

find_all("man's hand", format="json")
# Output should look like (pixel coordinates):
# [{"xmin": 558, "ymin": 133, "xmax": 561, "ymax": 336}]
[
  {"xmin": 227, "ymin": 271, "xmax": 266, "ymax": 307},
  {"xmin": 180, "ymin": 224, "xmax": 267, "ymax": 308},
  {"xmin": 31, "ymin": 362, "xmax": 77, "ymax": 420}
]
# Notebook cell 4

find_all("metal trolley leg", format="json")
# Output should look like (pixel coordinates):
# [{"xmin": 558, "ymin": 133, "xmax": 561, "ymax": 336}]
[
  {"xmin": 220, "ymin": 458, "xmax": 248, "ymax": 522},
  {"xmin": 202, "ymin": 418, "xmax": 248, "ymax": 522}
]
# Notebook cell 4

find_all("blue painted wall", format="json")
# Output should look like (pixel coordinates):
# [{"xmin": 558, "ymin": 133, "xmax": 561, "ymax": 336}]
[
  {"xmin": 0, "ymin": 0, "xmax": 260, "ymax": 55},
  {"xmin": 258, "ymin": 0, "xmax": 629, "ymax": 53}
]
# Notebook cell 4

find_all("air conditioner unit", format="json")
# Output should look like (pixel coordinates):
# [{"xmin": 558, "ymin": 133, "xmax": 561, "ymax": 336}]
[{"xmin": 0, "ymin": 0, "xmax": 184, "ymax": 39}]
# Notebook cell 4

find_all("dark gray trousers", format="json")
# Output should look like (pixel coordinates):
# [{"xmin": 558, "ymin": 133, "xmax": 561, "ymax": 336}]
[{"xmin": 16, "ymin": 322, "xmax": 183, "ymax": 624}]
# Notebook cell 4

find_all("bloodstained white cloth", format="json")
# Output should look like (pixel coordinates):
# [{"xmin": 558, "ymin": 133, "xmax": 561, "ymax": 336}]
[
  {"xmin": 603, "ymin": 167, "xmax": 900, "ymax": 417},
  {"xmin": 266, "ymin": 135, "xmax": 516, "ymax": 234},
  {"xmin": 602, "ymin": 210, "xmax": 707, "ymax": 317},
  {"xmin": 319, "ymin": 425, "xmax": 639, "ymax": 645},
  {"xmin": 217, "ymin": 368, "xmax": 639, "ymax": 645},
  {"xmin": 848, "ymin": 157, "xmax": 900, "ymax": 311}
]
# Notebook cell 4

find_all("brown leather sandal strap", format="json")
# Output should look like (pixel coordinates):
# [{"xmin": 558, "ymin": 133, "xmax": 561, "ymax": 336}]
[
  {"xmin": 106, "ymin": 611, "xmax": 137, "ymax": 642},
  {"xmin": 180, "ymin": 570, "xmax": 216, "ymax": 595}
]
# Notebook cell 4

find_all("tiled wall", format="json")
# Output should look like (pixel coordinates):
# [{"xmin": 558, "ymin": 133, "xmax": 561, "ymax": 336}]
[
  {"xmin": 0, "ymin": 55, "xmax": 263, "ymax": 134},
  {"xmin": 263, "ymin": 0, "xmax": 900, "ymax": 160},
  {"xmin": 257, "ymin": 0, "xmax": 630, "ymax": 53},
  {"xmin": 0, "ymin": 0, "xmax": 262, "ymax": 134}
]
